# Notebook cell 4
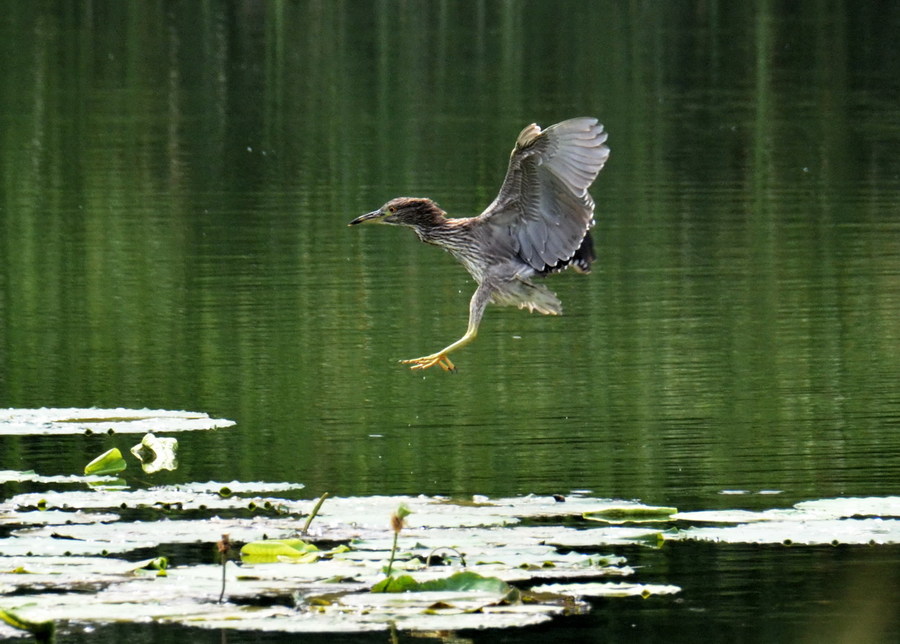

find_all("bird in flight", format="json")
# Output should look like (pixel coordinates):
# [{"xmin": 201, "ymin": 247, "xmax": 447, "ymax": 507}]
[{"xmin": 350, "ymin": 117, "xmax": 610, "ymax": 372}]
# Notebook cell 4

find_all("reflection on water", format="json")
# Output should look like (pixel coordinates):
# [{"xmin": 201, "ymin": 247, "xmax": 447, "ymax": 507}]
[{"xmin": 1, "ymin": 1, "xmax": 898, "ymax": 641}]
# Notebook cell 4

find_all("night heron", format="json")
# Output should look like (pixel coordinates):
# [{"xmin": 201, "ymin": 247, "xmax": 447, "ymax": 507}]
[{"xmin": 349, "ymin": 117, "xmax": 610, "ymax": 372}]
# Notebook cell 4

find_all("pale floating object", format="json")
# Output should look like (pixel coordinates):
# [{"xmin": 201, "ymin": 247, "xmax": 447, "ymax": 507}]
[
  {"xmin": 0, "ymin": 470, "xmax": 114, "ymax": 485},
  {"xmin": 531, "ymin": 581, "xmax": 681, "ymax": 598},
  {"xmin": 2, "ymin": 491, "xmax": 896, "ymax": 635},
  {"xmin": 0, "ymin": 408, "xmax": 236, "ymax": 435},
  {"xmin": 668, "ymin": 497, "xmax": 900, "ymax": 545},
  {"xmin": 668, "ymin": 518, "xmax": 900, "ymax": 546},
  {"xmin": 130, "ymin": 433, "xmax": 178, "ymax": 474}
]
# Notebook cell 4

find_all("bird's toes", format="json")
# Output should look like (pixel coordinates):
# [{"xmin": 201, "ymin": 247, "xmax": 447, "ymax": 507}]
[{"xmin": 400, "ymin": 353, "xmax": 456, "ymax": 372}]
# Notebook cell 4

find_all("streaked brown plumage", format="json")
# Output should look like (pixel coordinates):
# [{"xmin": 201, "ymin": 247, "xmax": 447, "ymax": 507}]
[{"xmin": 350, "ymin": 117, "xmax": 610, "ymax": 371}]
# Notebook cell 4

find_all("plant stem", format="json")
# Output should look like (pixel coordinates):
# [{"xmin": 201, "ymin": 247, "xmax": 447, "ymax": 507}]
[
  {"xmin": 302, "ymin": 492, "xmax": 329, "ymax": 535},
  {"xmin": 386, "ymin": 530, "xmax": 399, "ymax": 578},
  {"xmin": 216, "ymin": 534, "xmax": 231, "ymax": 603},
  {"xmin": 426, "ymin": 546, "xmax": 466, "ymax": 568},
  {"xmin": 219, "ymin": 558, "xmax": 227, "ymax": 603}
]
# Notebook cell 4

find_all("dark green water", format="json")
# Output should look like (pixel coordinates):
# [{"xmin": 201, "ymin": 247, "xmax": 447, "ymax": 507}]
[{"xmin": 1, "ymin": 1, "xmax": 898, "ymax": 642}]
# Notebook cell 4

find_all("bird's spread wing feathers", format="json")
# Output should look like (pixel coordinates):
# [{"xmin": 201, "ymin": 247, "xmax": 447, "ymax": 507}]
[{"xmin": 477, "ymin": 117, "xmax": 609, "ymax": 272}]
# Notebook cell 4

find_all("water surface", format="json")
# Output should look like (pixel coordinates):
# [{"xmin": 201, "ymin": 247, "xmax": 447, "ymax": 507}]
[{"xmin": 1, "ymin": 1, "xmax": 898, "ymax": 641}]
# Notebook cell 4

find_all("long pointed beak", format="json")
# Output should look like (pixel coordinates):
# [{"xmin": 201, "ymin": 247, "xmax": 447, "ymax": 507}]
[{"xmin": 348, "ymin": 209, "xmax": 384, "ymax": 226}]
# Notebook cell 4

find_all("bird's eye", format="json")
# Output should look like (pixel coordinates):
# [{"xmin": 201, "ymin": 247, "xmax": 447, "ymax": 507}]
[{"xmin": 388, "ymin": 206, "xmax": 397, "ymax": 213}]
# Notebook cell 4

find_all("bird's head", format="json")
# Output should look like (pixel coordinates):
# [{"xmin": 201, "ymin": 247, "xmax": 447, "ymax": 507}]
[{"xmin": 349, "ymin": 197, "xmax": 446, "ymax": 230}]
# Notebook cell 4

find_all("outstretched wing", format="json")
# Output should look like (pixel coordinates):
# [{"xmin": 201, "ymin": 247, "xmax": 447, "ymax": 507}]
[{"xmin": 477, "ymin": 117, "xmax": 609, "ymax": 273}]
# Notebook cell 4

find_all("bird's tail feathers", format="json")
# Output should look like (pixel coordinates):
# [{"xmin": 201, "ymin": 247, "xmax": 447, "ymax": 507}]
[
  {"xmin": 492, "ymin": 279, "xmax": 562, "ymax": 315},
  {"xmin": 519, "ymin": 295, "xmax": 562, "ymax": 316}
]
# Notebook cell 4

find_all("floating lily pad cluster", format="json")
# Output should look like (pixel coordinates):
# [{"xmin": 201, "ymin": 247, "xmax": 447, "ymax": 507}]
[
  {"xmin": 0, "ymin": 473, "xmax": 683, "ymax": 637},
  {"xmin": 1, "ymin": 408, "xmax": 898, "ymax": 638},
  {"xmin": 0, "ymin": 408, "xmax": 235, "ymax": 436},
  {"xmin": 0, "ymin": 481, "xmax": 684, "ymax": 635},
  {"xmin": 2, "ymin": 479, "xmax": 898, "ymax": 638},
  {"xmin": 83, "ymin": 434, "xmax": 179, "ymax": 476}
]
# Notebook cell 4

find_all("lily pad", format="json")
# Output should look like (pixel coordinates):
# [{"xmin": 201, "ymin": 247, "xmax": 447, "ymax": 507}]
[
  {"xmin": 0, "ymin": 488, "xmax": 655, "ymax": 636},
  {"xmin": 1, "ymin": 488, "xmax": 893, "ymax": 637},
  {"xmin": 0, "ymin": 510, "xmax": 121, "ymax": 527},
  {"xmin": 673, "ymin": 509, "xmax": 771, "ymax": 523},
  {"xmin": 84, "ymin": 448, "xmax": 127, "ymax": 476},
  {"xmin": 0, "ymin": 470, "xmax": 116, "ymax": 485},
  {"xmin": 670, "ymin": 518, "xmax": 900, "ymax": 546},
  {"xmin": 0, "ymin": 408, "xmax": 235, "ymax": 435},
  {"xmin": 0, "ymin": 607, "xmax": 55, "ymax": 641},
  {"xmin": 372, "ymin": 571, "xmax": 516, "ymax": 596},
  {"xmin": 668, "ymin": 497, "xmax": 900, "ymax": 545},
  {"xmin": 583, "ymin": 505, "xmax": 678, "ymax": 524},
  {"xmin": 172, "ymin": 481, "xmax": 306, "ymax": 495},
  {"xmin": 241, "ymin": 539, "xmax": 320, "ymax": 563},
  {"xmin": 531, "ymin": 582, "xmax": 681, "ymax": 598}
]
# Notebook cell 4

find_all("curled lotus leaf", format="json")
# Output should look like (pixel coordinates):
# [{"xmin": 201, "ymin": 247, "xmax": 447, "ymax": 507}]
[{"xmin": 84, "ymin": 448, "xmax": 127, "ymax": 476}]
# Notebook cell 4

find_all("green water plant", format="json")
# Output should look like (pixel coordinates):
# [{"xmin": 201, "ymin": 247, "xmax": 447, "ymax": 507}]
[
  {"xmin": 240, "ymin": 539, "xmax": 320, "ymax": 564},
  {"xmin": 426, "ymin": 546, "xmax": 466, "ymax": 567},
  {"xmin": 371, "ymin": 570, "xmax": 519, "ymax": 599},
  {"xmin": 83, "ymin": 448, "xmax": 127, "ymax": 476},
  {"xmin": 583, "ymin": 505, "xmax": 678, "ymax": 524},
  {"xmin": 370, "ymin": 505, "xmax": 519, "ymax": 601},
  {"xmin": 383, "ymin": 503, "xmax": 411, "ymax": 579},
  {"xmin": 301, "ymin": 491, "xmax": 329, "ymax": 535},
  {"xmin": 217, "ymin": 534, "xmax": 232, "ymax": 603},
  {"xmin": 0, "ymin": 607, "xmax": 55, "ymax": 643},
  {"xmin": 11, "ymin": 490, "xmax": 892, "ymax": 634}
]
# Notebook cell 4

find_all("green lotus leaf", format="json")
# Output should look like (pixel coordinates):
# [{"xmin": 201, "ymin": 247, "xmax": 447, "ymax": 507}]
[
  {"xmin": 373, "ymin": 571, "xmax": 518, "ymax": 600},
  {"xmin": 0, "ymin": 607, "xmax": 55, "ymax": 640},
  {"xmin": 240, "ymin": 539, "xmax": 319, "ymax": 563},
  {"xmin": 83, "ymin": 448, "xmax": 127, "ymax": 476}
]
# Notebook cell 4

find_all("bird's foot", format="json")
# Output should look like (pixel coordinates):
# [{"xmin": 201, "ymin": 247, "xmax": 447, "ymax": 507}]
[{"xmin": 400, "ymin": 353, "xmax": 456, "ymax": 372}]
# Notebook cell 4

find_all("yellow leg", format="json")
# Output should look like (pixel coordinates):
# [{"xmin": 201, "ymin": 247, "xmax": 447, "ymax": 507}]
[
  {"xmin": 400, "ymin": 283, "xmax": 492, "ymax": 372},
  {"xmin": 400, "ymin": 328, "xmax": 476, "ymax": 372}
]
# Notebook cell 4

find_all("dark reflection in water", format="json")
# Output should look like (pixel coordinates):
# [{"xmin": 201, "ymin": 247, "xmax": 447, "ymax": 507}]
[{"xmin": 1, "ymin": 1, "xmax": 899, "ymax": 642}]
